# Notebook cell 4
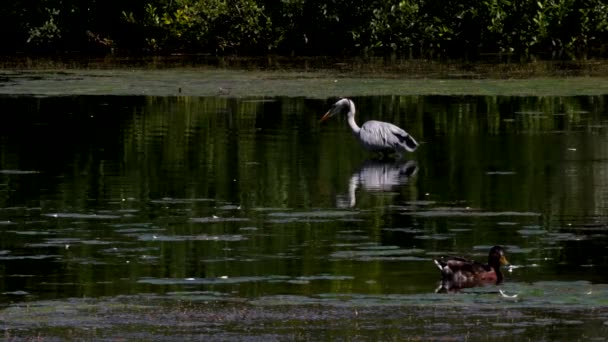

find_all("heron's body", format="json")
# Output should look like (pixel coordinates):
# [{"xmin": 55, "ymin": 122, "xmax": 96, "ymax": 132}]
[
  {"xmin": 321, "ymin": 98, "xmax": 418, "ymax": 155},
  {"xmin": 357, "ymin": 120, "xmax": 417, "ymax": 153}
]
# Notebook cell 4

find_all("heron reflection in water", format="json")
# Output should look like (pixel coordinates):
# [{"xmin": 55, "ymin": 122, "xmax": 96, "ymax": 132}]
[
  {"xmin": 320, "ymin": 98, "xmax": 419, "ymax": 158},
  {"xmin": 338, "ymin": 159, "xmax": 418, "ymax": 208}
]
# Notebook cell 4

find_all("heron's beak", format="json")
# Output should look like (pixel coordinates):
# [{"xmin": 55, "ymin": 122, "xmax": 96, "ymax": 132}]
[{"xmin": 319, "ymin": 110, "xmax": 332, "ymax": 123}]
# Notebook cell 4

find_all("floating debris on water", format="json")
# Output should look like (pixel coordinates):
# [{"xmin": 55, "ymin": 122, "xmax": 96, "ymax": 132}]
[{"xmin": 499, "ymin": 289, "xmax": 518, "ymax": 298}]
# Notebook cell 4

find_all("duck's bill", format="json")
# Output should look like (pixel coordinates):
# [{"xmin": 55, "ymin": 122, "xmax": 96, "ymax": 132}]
[
  {"xmin": 499, "ymin": 255, "xmax": 509, "ymax": 265},
  {"xmin": 319, "ymin": 111, "xmax": 332, "ymax": 123}
]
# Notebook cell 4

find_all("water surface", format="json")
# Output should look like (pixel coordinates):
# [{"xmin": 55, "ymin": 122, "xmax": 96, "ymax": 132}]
[{"xmin": 1, "ymin": 93, "xmax": 608, "ymax": 339}]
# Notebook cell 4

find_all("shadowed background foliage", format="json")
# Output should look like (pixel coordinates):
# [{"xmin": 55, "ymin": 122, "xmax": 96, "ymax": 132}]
[{"xmin": 1, "ymin": 0, "xmax": 607, "ymax": 59}]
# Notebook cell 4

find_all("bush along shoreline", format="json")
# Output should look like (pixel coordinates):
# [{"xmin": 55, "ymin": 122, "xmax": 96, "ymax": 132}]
[{"xmin": 2, "ymin": 0, "xmax": 607, "ymax": 60}]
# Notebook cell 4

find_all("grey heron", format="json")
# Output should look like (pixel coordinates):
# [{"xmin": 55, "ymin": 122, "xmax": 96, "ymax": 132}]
[{"xmin": 320, "ymin": 98, "xmax": 419, "ymax": 156}]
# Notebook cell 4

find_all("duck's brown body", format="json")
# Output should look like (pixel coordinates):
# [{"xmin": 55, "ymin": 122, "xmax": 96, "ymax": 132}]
[{"xmin": 434, "ymin": 246, "xmax": 509, "ymax": 292}]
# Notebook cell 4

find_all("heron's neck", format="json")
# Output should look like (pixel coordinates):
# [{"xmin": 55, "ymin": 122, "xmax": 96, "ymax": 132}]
[{"xmin": 346, "ymin": 100, "xmax": 361, "ymax": 135}]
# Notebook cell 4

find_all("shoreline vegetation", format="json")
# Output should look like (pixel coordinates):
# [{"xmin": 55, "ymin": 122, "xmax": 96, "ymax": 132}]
[
  {"xmin": 3, "ymin": 1, "xmax": 608, "ymax": 96},
  {"xmin": 1, "ymin": 55, "xmax": 608, "ymax": 78},
  {"xmin": 2, "ymin": 1, "xmax": 607, "ymax": 60}
]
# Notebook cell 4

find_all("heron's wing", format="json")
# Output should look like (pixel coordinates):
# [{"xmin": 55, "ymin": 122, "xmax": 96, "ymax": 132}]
[
  {"xmin": 385, "ymin": 123, "xmax": 419, "ymax": 152},
  {"xmin": 361, "ymin": 121, "xmax": 419, "ymax": 152}
]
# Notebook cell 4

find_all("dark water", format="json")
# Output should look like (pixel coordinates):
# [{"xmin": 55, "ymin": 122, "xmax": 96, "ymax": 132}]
[{"xmin": 1, "ymin": 94, "xmax": 608, "ymax": 338}]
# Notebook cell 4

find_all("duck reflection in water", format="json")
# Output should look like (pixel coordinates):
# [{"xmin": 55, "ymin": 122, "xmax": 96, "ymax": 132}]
[
  {"xmin": 338, "ymin": 159, "xmax": 418, "ymax": 208},
  {"xmin": 433, "ymin": 246, "xmax": 510, "ymax": 293}
]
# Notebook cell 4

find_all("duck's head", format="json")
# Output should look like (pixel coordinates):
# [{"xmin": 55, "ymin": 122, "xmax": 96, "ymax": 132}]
[{"xmin": 488, "ymin": 245, "xmax": 509, "ymax": 269}]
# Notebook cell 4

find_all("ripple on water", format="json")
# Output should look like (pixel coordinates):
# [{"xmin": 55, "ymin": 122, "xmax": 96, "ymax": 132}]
[
  {"xmin": 190, "ymin": 216, "xmax": 249, "ymax": 223},
  {"xmin": 415, "ymin": 234, "xmax": 454, "ymax": 240},
  {"xmin": 137, "ymin": 234, "xmax": 247, "ymax": 242},
  {"xmin": 150, "ymin": 197, "xmax": 214, "ymax": 204},
  {"xmin": 449, "ymin": 227, "xmax": 472, "ymax": 232},
  {"xmin": 2, "ymin": 290, "xmax": 30, "ymax": 296},
  {"xmin": 266, "ymin": 210, "xmax": 359, "ymax": 223},
  {"xmin": 542, "ymin": 232, "xmax": 585, "ymax": 242},
  {"xmin": 111, "ymin": 223, "xmax": 155, "ymax": 228},
  {"xmin": 25, "ymin": 238, "xmax": 85, "ymax": 248},
  {"xmin": 497, "ymin": 221, "xmax": 519, "ymax": 226},
  {"xmin": 408, "ymin": 207, "xmax": 542, "ymax": 218},
  {"xmin": 138, "ymin": 276, "xmax": 286, "ymax": 285},
  {"xmin": 251, "ymin": 207, "xmax": 294, "ymax": 212},
  {"xmin": 138, "ymin": 274, "xmax": 352, "ymax": 286},
  {"xmin": 11, "ymin": 230, "xmax": 53, "ymax": 235},
  {"xmin": 70, "ymin": 257, "xmax": 108, "ymax": 265},
  {"xmin": 44, "ymin": 212, "xmax": 122, "ymax": 219},
  {"xmin": 499, "ymin": 281, "xmax": 608, "ymax": 306},
  {"xmin": 217, "ymin": 204, "xmax": 242, "ymax": 210},
  {"xmin": 335, "ymin": 233, "xmax": 369, "ymax": 241},
  {"xmin": 201, "ymin": 257, "xmax": 238, "ymax": 263},
  {"xmin": 383, "ymin": 227, "xmax": 426, "ymax": 234},
  {"xmin": 287, "ymin": 275, "xmax": 354, "ymax": 284},
  {"xmin": 268, "ymin": 210, "xmax": 358, "ymax": 218},
  {"xmin": 330, "ymin": 247, "xmax": 427, "ymax": 261},
  {"xmin": 115, "ymin": 227, "xmax": 165, "ymax": 234},
  {"xmin": 518, "ymin": 225, "xmax": 547, "ymax": 236},
  {"xmin": 515, "ymin": 110, "xmax": 546, "ymax": 116},
  {"xmin": 0, "ymin": 170, "xmax": 40, "ymax": 174},
  {"xmin": 99, "ymin": 246, "xmax": 160, "ymax": 254},
  {"xmin": 26, "ymin": 237, "xmax": 117, "ymax": 248},
  {"xmin": 403, "ymin": 200, "xmax": 437, "ymax": 206},
  {"xmin": 485, "ymin": 171, "xmax": 517, "ymax": 175},
  {"xmin": 165, "ymin": 290, "xmax": 234, "ymax": 301},
  {"xmin": 0, "ymin": 254, "xmax": 60, "ymax": 260}
]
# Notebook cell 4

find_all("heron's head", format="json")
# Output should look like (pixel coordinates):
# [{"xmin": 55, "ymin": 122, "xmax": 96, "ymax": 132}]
[{"xmin": 320, "ymin": 98, "xmax": 353, "ymax": 122}]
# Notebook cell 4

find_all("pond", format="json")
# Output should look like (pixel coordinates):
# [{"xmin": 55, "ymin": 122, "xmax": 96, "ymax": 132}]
[{"xmin": 1, "ymin": 72, "xmax": 608, "ymax": 339}]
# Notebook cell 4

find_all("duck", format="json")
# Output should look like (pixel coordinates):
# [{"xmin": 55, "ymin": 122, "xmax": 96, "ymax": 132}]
[{"xmin": 433, "ymin": 246, "xmax": 509, "ymax": 292}]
